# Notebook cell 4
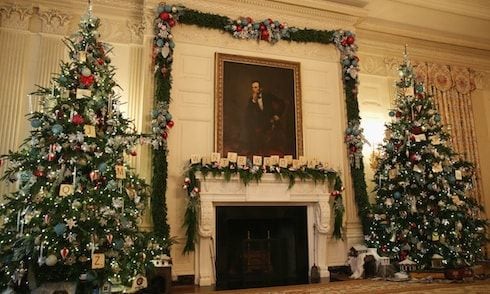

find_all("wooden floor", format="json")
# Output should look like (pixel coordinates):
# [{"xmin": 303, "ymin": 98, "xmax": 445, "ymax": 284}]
[{"xmin": 171, "ymin": 279, "xmax": 490, "ymax": 293}]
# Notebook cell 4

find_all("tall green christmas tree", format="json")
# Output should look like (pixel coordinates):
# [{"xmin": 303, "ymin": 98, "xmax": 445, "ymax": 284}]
[
  {"xmin": 365, "ymin": 49, "xmax": 487, "ymax": 269},
  {"xmin": 0, "ymin": 4, "xmax": 168, "ymax": 291}
]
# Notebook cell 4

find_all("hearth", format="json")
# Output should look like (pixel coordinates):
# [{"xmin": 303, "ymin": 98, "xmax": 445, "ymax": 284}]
[{"xmin": 215, "ymin": 206, "xmax": 308, "ymax": 290}]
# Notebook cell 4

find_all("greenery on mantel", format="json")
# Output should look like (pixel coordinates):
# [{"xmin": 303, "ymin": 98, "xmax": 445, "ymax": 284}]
[
  {"xmin": 150, "ymin": 3, "xmax": 371, "ymax": 251},
  {"xmin": 182, "ymin": 162, "xmax": 344, "ymax": 253}
]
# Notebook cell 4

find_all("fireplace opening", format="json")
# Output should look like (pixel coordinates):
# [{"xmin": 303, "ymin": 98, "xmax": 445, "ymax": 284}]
[{"xmin": 215, "ymin": 206, "xmax": 308, "ymax": 290}]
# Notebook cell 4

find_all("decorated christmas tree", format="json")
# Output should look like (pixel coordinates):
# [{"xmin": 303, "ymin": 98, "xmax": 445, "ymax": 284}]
[
  {"xmin": 365, "ymin": 49, "xmax": 487, "ymax": 270},
  {"xmin": 0, "ymin": 3, "xmax": 168, "ymax": 292}
]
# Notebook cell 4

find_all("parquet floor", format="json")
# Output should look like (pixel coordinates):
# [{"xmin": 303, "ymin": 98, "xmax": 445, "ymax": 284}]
[{"xmin": 172, "ymin": 279, "xmax": 490, "ymax": 293}]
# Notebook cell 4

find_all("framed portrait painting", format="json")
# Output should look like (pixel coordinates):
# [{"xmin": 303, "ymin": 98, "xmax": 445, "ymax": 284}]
[{"xmin": 215, "ymin": 53, "xmax": 303, "ymax": 158}]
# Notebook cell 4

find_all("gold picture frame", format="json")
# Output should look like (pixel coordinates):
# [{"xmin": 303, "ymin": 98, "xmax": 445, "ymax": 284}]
[{"xmin": 215, "ymin": 53, "xmax": 303, "ymax": 157}]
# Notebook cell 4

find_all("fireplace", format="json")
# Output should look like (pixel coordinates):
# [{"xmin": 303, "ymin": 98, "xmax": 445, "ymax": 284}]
[
  {"xmin": 215, "ymin": 206, "xmax": 308, "ymax": 290},
  {"xmin": 195, "ymin": 174, "xmax": 331, "ymax": 287}
]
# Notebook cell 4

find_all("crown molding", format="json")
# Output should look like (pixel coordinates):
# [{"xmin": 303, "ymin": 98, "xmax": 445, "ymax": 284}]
[
  {"xmin": 394, "ymin": 0, "xmax": 490, "ymax": 21},
  {"xmin": 357, "ymin": 30, "xmax": 490, "ymax": 72},
  {"xmin": 144, "ymin": 0, "xmax": 361, "ymax": 31},
  {"xmin": 357, "ymin": 17, "xmax": 490, "ymax": 52}
]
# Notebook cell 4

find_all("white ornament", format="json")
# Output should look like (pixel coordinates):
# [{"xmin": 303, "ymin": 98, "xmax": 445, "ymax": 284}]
[
  {"xmin": 81, "ymin": 67, "xmax": 92, "ymax": 77},
  {"xmin": 45, "ymin": 254, "xmax": 58, "ymax": 266}
]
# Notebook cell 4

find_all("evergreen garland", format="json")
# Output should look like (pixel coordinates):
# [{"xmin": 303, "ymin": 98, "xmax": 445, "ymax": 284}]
[{"xmin": 151, "ymin": 3, "xmax": 371, "ymax": 250}]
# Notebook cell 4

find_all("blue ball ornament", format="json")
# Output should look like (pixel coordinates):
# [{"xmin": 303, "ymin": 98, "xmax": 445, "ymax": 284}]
[
  {"xmin": 114, "ymin": 239, "xmax": 124, "ymax": 250},
  {"xmin": 20, "ymin": 171, "xmax": 32, "ymax": 182},
  {"xmin": 157, "ymin": 5, "xmax": 165, "ymax": 13},
  {"xmin": 164, "ymin": 5, "xmax": 172, "ymax": 12},
  {"xmin": 54, "ymin": 223, "xmax": 66, "ymax": 236},
  {"xmin": 416, "ymin": 84, "xmax": 424, "ymax": 93},
  {"xmin": 389, "ymin": 110, "xmax": 395, "ymax": 117},
  {"xmin": 59, "ymin": 76, "xmax": 67, "ymax": 83},
  {"xmin": 394, "ymin": 191, "xmax": 401, "ymax": 199},
  {"xmin": 156, "ymin": 39, "xmax": 164, "ymax": 47},
  {"xmin": 351, "ymin": 60, "xmax": 358, "ymax": 66},
  {"xmin": 386, "ymin": 143, "xmax": 394, "ymax": 151},
  {"xmin": 151, "ymin": 109, "xmax": 159, "ymax": 118},
  {"xmin": 31, "ymin": 119, "xmax": 42, "ymax": 128},
  {"xmin": 342, "ymin": 59, "xmax": 350, "ymax": 66},
  {"xmin": 165, "ymin": 113, "xmax": 172, "ymax": 120},
  {"xmin": 448, "ymin": 176, "xmax": 456, "ymax": 184},
  {"xmin": 352, "ymin": 129, "xmax": 360, "ymax": 136},
  {"xmin": 51, "ymin": 124, "xmax": 63, "ymax": 135},
  {"xmin": 434, "ymin": 114, "xmax": 441, "ymax": 122},
  {"xmin": 253, "ymin": 23, "xmax": 260, "ymax": 30},
  {"xmin": 98, "ymin": 162, "xmax": 107, "ymax": 173},
  {"xmin": 168, "ymin": 40, "xmax": 175, "ymax": 49},
  {"xmin": 345, "ymin": 127, "xmax": 352, "ymax": 135}
]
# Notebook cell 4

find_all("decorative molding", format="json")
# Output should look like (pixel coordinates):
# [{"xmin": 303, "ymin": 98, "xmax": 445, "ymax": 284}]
[
  {"xmin": 394, "ymin": 0, "xmax": 490, "ymax": 21},
  {"xmin": 358, "ymin": 54, "xmax": 387, "ymax": 76},
  {"xmin": 473, "ymin": 71, "xmax": 488, "ymax": 90},
  {"xmin": 358, "ymin": 30, "xmax": 490, "ymax": 72},
  {"xmin": 0, "ymin": 4, "xmax": 33, "ymax": 31},
  {"xmin": 358, "ymin": 17, "xmax": 490, "ymax": 51},
  {"xmin": 39, "ymin": 9, "xmax": 72, "ymax": 35},
  {"xmin": 127, "ymin": 19, "xmax": 145, "ymax": 44}
]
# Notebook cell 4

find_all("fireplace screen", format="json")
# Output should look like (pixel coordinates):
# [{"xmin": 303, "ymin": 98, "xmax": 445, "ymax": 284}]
[{"xmin": 216, "ymin": 206, "xmax": 308, "ymax": 290}]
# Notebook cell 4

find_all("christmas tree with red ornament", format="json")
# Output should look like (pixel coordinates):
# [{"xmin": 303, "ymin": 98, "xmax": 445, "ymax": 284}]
[
  {"xmin": 0, "ymin": 4, "xmax": 168, "ymax": 292},
  {"xmin": 365, "ymin": 48, "xmax": 487, "ymax": 270}
]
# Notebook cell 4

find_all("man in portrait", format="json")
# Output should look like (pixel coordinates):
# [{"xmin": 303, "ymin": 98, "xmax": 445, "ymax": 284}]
[{"xmin": 242, "ymin": 80, "xmax": 287, "ymax": 156}]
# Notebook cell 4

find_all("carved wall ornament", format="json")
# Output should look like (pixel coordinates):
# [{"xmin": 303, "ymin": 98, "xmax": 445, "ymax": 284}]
[
  {"xmin": 39, "ymin": 9, "xmax": 72, "ymax": 35},
  {"xmin": 0, "ymin": 4, "xmax": 33, "ymax": 31},
  {"xmin": 127, "ymin": 20, "xmax": 145, "ymax": 44}
]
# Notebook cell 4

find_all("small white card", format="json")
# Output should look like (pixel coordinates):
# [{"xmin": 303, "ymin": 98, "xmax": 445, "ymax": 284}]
[
  {"xmin": 227, "ymin": 152, "xmax": 238, "ymax": 163},
  {"xmin": 211, "ymin": 152, "xmax": 220, "ymax": 163},
  {"xmin": 299, "ymin": 156, "xmax": 307, "ymax": 166},
  {"xmin": 284, "ymin": 155, "xmax": 293, "ymax": 165},
  {"xmin": 219, "ymin": 158, "xmax": 229, "ymax": 167},
  {"xmin": 278, "ymin": 158, "xmax": 287, "ymax": 168},
  {"xmin": 237, "ymin": 156, "xmax": 247, "ymax": 167},
  {"xmin": 270, "ymin": 155, "xmax": 279, "ymax": 166},
  {"xmin": 115, "ymin": 165, "xmax": 126, "ymax": 179},
  {"xmin": 84, "ymin": 125, "xmax": 96, "ymax": 138},
  {"xmin": 59, "ymin": 184, "xmax": 74, "ymax": 197},
  {"xmin": 252, "ymin": 156, "xmax": 262, "ymax": 166},
  {"xmin": 455, "ymin": 170, "xmax": 463, "ymax": 180},
  {"xmin": 292, "ymin": 159, "xmax": 300, "ymax": 169},
  {"xmin": 76, "ymin": 88, "xmax": 92, "ymax": 99},
  {"xmin": 263, "ymin": 157, "xmax": 271, "ymax": 167},
  {"xmin": 91, "ymin": 253, "xmax": 105, "ymax": 269}
]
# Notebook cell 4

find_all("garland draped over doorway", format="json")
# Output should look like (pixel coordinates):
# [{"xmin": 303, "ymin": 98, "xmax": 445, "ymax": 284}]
[{"xmin": 149, "ymin": 3, "xmax": 371, "ymax": 249}]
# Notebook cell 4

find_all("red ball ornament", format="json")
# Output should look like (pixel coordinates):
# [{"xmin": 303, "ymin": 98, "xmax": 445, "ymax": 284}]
[
  {"xmin": 417, "ymin": 93, "xmax": 424, "ymax": 99},
  {"xmin": 130, "ymin": 150, "xmax": 137, "ymax": 156},
  {"xmin": 259, "ymin": 24, "xmax": 266, "ymax": 31},
  {"xmin": 409, "ymin": 153, "xmax": 419, "ymax": 162},
  {"xmin": 168, "ymin": 19, "xmax": 176, "ymax": 27},
  {"xmin": 80, "ymin": 74, "xmax": 94, "ymax": 87},
  {"xmin": 162, "ymin": 131, "xmax": 168, "ymax": 139},
  {"xmin": 395, "ymin": 111, "xmax": 402, "ymax": 118},
  {"xmin": 34, "ymin": 169, "xmax": 45, "ymax": 177},
  {"xmin": 97, "ymin": 58, "xmax": 104, "ymax": 65},
  {"xmin": 72, "ymin": 114, "xmax": 85, "ymax": 125},
  {"xmin": 247, "ymin": 17, "xmax": 253, "ymax": 23},
  {"xmin": 350, "ymin": 146, "xmax": 357, "ymax": 153},
  {"xmin": 346, "ymin": 35, "xmax": 355, "ymax": 45},
  {"xmin": 160, "ymin": 12, "xmax": 170, "ymax": 21},
  {"xmin": 167, "ymin": 120, "xmax": 175, "ymax": 128},
  {"xmin": 260, "ymin": 30, "xmax": 269, "ymax": 40},
  {"xmin": 340, "ymin": 39, "xmax": 347, "ymax": 46},
  {"xmin": 236, "ymin": 25, "xmax": 242, "ymax": 32}
]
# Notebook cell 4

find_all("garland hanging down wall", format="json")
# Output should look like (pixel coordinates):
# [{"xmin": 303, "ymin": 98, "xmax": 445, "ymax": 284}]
[{"xmin": 150, "ymin": 3, "xmax": 371, "ymax": 252}]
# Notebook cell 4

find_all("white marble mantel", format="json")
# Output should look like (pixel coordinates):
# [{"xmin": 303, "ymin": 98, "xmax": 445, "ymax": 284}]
[{"xmin": 194, "ymin": 173, "xmax": 333, "ymax": 286}]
